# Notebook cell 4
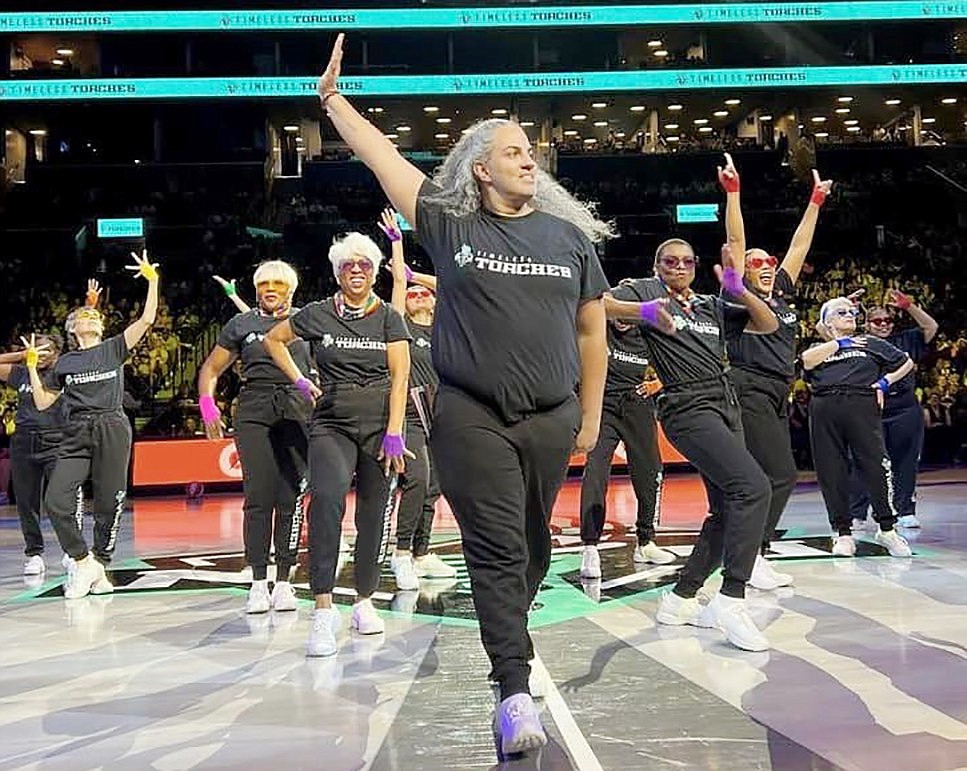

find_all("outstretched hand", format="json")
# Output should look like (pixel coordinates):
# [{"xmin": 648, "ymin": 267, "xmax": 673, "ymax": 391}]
[
  {"xmin": 19, "ymin": 333, "xmax": 51, "ymax": 369},
  {"xmin": 317, "ymin": 33, "xmax": 345, "ymax": 100},
  {"xmin": 125, "ymin": 249, "xmax": 160, "ymax": 282},
  {"xmin": 213, "ymin": 275, "xmax": 238, "ymax": 297},
  {"xmin": 717, "ymin": 152, "xmax": 740, "ymax": 193},
  {"xmin": 377, "ymin": 207, "xmax": 402, "ymax": 242},
  {"xmin": 810, "ymin": 168, "xmax": 833, "ymax": 207},
  {"xmin": 85, "ymin": 278, "xmax": 102, "ymax": 308}
]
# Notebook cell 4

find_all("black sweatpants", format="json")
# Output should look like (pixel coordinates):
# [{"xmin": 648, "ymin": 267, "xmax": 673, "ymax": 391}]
[
  {"xmin": 396, "ymin": 416, "xmax": 441, "ymax": 556},
  {"xmin": 848, "ymin": 401, "xmax": 923, "ymax": 520},
  {"xmin": 657, "ymin": 380, "xmax": 770, "ymax": 600},
  {"xmin": 580, "ymin": 392, "xmax": 662, "ymax": 545},
  {"xmin": 431, "ymin": 386, "xmax": 581, "ymax": 701},
  {"xmin": 233, "ymin": 385, "xmax": 309, "ymax": 581},
  {"xmin": 11, "ymin": 428, "xmax": 62, "ymax": 557},
  {"xmin": 730, "ymin": 369, "xmax": 799, "ymax": 553},
  {"xmin": 809, "ymin": 391, "xmax": 897, "ymax": 535},
  {"xmin": 45, "ymin": 412, "xmax": 132, "ymax": 562},
  {"xmin": 307, "ymin": 383, "xmax": 396, "ymax": 597}
]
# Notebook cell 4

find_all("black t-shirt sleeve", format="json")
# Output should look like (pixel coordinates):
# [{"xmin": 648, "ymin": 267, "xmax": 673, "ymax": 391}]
[
  {"xmin": 577, "ymin": 239, "xmax": 609, "ymax": 302},
  {"xmin": 611, "ymin": 278, "xmax": 663, "ymax": 303},
  {"xmin": 105, "ymin": 335, "xmax": 130, "ymax": 367},
  {"xmin": 289, "ymin": 302, "xmax": 327, "ymax": 341},
  {"xmin": 775, "ymin": 267, "xmax": 795, "ymax": 295},
  {"xmin": 718, "ymin": 297, "xmax": 750, "ymax": 340},
  {"xmin": 870, "ymin": 337, "xmax": 910, "ymax": 371},
  {"xmin": 215, "ymin": 314, "xmax": 243, "ymax": 353},
  {"xmin": 415, "ymin": 179, "xmax": 448, "ymax": 264},
  {"xmin": 609, "ymin": 283, "xmax": 641, "ymax": 303},
  {"xmin": 384, "ymin": 306, "xmax": 413, "ymax": 343},
  {"xmin": 898, "ymin": 328, "xmax": 927, "ymax": 362},
  {"xmin": 7, "ymin": 365, "xmax": 25, "ymax": 390}
]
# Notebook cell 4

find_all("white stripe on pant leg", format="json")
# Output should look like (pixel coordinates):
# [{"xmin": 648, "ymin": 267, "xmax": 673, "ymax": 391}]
[
  {"xmin": 105, "ymin": 490, "xmax": 125, "ymax": 554},
  {"xmin": 882, "ymin": 456, "xmax": 898, "ymax": 519},
  {"xmin": 652, "ymin": 469, "xmax": 664, "ymax": 530},
  {"xmin": 73, "ymin": 486, "xmax": 84, "ymax": 532},
  {"xmin": 377, "ymin": 474, "xmax": 398, "ymax": 565},
  {"xmin": 287, "ymin": 477, "xmax": 309, "ymax": 554}
]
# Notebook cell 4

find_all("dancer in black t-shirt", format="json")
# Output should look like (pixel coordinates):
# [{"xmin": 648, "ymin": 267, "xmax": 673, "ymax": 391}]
[
  {"xmin": 578, "ymin": 316, "xmax": 675, "ymax": 580},
  {"xmin": 849, "ymin": 293, "xmax": 938, "ymax": 529},
  {"xmin": 264, "ymin": 232, "xmax": 412, "ymax": 659},
  {"xmin": 198, "ymin": 260, "xmax": 311, "ymax": 615},
  {"xmin": 803, "ymin": 296, "xmax": 915, "ymax": 557},
  {"xmin": 606, "ymin": 234, "xmax": 780, "ymax": 653},
  {"xmin": 24, "ymin": 251, "xmax": 160, "ymax": 599},
  {"xmin": 310, "ymin": 34, "xmax": 657, "ymax": 756},
  {"xmin": 379, "ymin": 209, "xmax": 456, "ymax": 590},
  {"xmin": 0, "ymin": 334, "xmax": 66, "ymax": 577},
  {"xmin": 719, "ymin": 155, "xmax": 833, "ymax": 590}
]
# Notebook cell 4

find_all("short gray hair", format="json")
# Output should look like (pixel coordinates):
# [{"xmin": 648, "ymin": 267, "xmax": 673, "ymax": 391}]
[{"xmin": 328, "ymin": 232, "xmax": 383, "ymax": 279}]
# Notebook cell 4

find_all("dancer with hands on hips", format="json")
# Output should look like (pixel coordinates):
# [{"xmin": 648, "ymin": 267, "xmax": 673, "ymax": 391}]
[{"xmin": 25, "ymin": 250, "xmax": 159, "ymax": 600}]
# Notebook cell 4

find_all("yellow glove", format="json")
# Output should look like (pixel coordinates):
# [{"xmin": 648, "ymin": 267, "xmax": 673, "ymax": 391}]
[{"xmin": 25, "ymin": 347, "xmax": 39, "ymax": 368}]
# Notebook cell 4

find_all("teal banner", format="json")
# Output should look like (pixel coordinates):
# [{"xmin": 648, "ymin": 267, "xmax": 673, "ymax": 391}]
[
  {"xmin": 1, "ymin": 65, "xmax": 965, "ymax": 101},
  {"xmin": 96, "ymin": 218, "xmax": 144, "ymax": 238},
  {"xmin": 0, "ymin": 2, "xmax": 965, "ymax": 33}
]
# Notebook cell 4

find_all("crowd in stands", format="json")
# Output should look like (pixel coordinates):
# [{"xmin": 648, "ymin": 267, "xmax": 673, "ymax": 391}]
[{"xmin": 1, "ymin": 145, "xmax": 965, "ymax": 468}]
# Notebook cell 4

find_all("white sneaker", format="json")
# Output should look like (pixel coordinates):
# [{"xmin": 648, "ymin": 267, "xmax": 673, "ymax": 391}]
[
  {"xmin": 270, "ymin": 581, "xmax": 298, "ymax": 612},
  {"xmin": 875, "ymin": 528, "xmax": 913, "ymax": 558},
  {"xmin": 64, "ymin": 555, "xmax": 108, "ymax": 600},
  {"xmin": 633, "ymin": 541, "xmax": 677, "ymax": 565},
  {"xmin": 24, "ymin": 555, "xmax": 46, "ymax": 576},
  {"xmin": 306, "ymin": 607, "xmax": 342, "ymax": 657},
  {"xmin": 413, "ymin": 552, "xmax": 457, "ymax": 579},
  {"xmin": 705, "ymin": 593, "xmax": 770, "ymax": 652},
  {"xmin": 91, "ymin": 567, "xmax": 114, "ymax": 595},
  {"xmin": 245, "ymin": 580, "xmax": 271, "ymax": 614},
  {"xmin": 61, "ymin": 553, "xmax": 74, "ymax": 572},
  {"xmin": 528, "ymin": 658, "xmax": 548, "ymax": 700},
  {"xmin": 897, "ymin": 514, "xmax": 921, "ymax": 529},
  {"xmin": 390, "ymin": 554, "xmax": 420, "ymax": 591},
  {"xmin": 851, "ymin": 518, "xmax": 868, "ymax": 531},
  {"xmin": 656, "ymin": 590, "xmax": 706, "ymax": 627},
  {"xmin": 580, "ymin": 545, "xmax": 601, "ymax": 578},
  {"xmin": 832, "ymin": 535, "xmax": 857, "ymax": 557},
  {"xmin": 749, "ymin": 554, "xmax": 785, "ymax": 591},
  {"xmin": 350, "ymin": 598, "xmax": 385, "ymax": 635}
]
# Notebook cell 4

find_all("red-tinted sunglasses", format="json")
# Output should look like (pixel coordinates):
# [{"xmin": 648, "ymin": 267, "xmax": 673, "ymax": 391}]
[
  {"xmin": 406, "ymin": 287, "xmax": 433, "ymax": 299},
  {"xmin": 868, "ymin": 316, "xmax": 894, "ymax": 326},
  {"xmin": 747, "ymin": 254, "xmax": 778, "ymax": 270},
  {"xmin": 339, "ymin": 258, "xmax": 374, "ymax": 275},
  {"xmin": 658, "ymin": 255, "xmax": 698, "ymax": 270}
]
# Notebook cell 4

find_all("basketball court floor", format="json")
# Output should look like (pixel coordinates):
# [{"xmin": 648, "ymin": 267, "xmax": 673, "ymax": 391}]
[{"xmin": 1, "ymin": 470, "xmax": 966, "ymax": 770}]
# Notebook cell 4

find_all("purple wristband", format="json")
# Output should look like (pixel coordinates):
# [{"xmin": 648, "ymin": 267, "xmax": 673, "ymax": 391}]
[
  {"xmin": 381, "ymin": 433, "xmax": 405, "ymax": 457},
  {"xmin": 404, "ymin": 265, "xmax": 414, "ymax": 282},
  {"xmin": 639, "ymin": 300, "xmax": 663, "ymax": 326},
  {"xmin": 294, "ymin": 376, "xmax": 314, "ymax": 401},
  {"xmin": 720, "ymin": 266, "xmax": 746, "ymax": 296},
  {"xmin": 836, "ymin": 337, "xmax": 853, "ymax": 350}
]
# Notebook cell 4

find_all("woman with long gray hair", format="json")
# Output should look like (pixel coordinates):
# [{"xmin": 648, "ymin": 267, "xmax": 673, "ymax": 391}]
[{"xmin": 313, "ymin": 33, "xmax": 675, "ymax": 758}]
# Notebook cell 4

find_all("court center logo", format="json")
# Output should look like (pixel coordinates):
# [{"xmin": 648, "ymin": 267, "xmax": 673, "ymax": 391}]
[{"xmin": 218, "ymin": 441, "xmax": 244, "ymax": 479}]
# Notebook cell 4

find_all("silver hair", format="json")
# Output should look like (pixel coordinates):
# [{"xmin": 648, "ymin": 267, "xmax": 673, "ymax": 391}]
[
  {"xmin": 252, "ymin": 260, "xmax": 299, "ymax": 296},
  {"xmin": 816, "ymin": 296, "xmax": 854, "ymax": 341},
  {"xmin": 328, "ymin": 232, "xmax": 383, "ymax": 279},
  {"xmin": 421, "ymin": 118, "xmax": 616, "ymax": 243}
]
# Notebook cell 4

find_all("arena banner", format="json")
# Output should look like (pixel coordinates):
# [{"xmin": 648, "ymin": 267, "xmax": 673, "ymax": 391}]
[
  {"xmin": 2, "ymin": 65, "xmax": 966, "ymax": 102},
  {"xmin": 1, "ymin": 3, "xmax": 965, "ymax": 33},
  {"xmin": 131, "ymin": 431, "xmax": 688, "ymax": 487}
]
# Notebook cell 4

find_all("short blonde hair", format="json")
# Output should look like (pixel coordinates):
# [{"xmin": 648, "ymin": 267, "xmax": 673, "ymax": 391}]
[
  {"xmin": 328, "ymin": 232, "xmax": 383, "ymax": 279},
  {"xmin": 252, "ymin": 260, "xmax": 299, "ymax": 296}
]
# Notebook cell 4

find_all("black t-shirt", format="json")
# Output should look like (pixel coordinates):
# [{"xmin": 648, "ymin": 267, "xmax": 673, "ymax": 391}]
[
  {"xmin": 727, "ymin": 268, "xmax": 799, "ymax": 382},
  {"xmin": 407, "ymin": 320, "xmax": 437, "ymax": 389},
  {"xmin": 217, "ymin": 310, "xmax": 314, "ymax": 388},
  {"xmin": 806, "ymin": 337, "xmax": 910, "ymax": 393},
  {"xmin": 605, "ymin": 321, "xmax": 650, "ymax": 395},
  {"xmin": 415, "ymin": 180, "xmax": 609, "ymax": 422},
  {"xmin": 289, "ymin": 298, "xmax": 410, "ymax": 386},
  {"xmin": 612, "ymin": 277, "xmax": 745, "ymax": 388},
  {"xmin": 54, "ymin": 335, "xmax": 129, "ymax": 418},
  {"xmin": 9, "ymin": 365, "xmax": 67, "ymax": 431},
  {"xmin": 882, "ymin": 327, "xmax": 927, "ymax": 413}
]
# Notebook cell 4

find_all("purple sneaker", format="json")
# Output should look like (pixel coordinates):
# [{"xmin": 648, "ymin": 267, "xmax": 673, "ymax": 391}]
[{"xmin": 496, "ymin": 693, "xmax": 547, "ymax": 756}]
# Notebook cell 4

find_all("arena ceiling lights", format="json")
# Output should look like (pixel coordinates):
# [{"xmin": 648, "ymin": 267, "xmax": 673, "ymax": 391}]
[
  {"xmin": 2, "ymin": 2, "xmax": 967, "ymax": 32},
  {"xmin": 2, "ymin": 65, "xmax": 966, "ymax": 101}
]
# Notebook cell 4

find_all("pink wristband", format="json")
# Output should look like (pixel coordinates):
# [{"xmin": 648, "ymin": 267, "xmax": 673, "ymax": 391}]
[{"xmin": 199, "ymin": 395, "xmax": 221, "ymax": 424}]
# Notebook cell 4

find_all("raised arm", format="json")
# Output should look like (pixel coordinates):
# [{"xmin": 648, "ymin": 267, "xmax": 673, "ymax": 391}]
[
  {"xmin": 264, "ymin": 320, "xmax": 322, "ymax": 402},
  {"xmin": 781, "ymin": 169, "xmax": 832, "ymax": 285},
  {"xmin": 574, "ymin": 298, "xmax": 607, "ymax": 453},
  {"xmin": 318, "ymin": 34, "xmax": 426, "ymax": 226},
  {"xmin": 716, "ymin": 245, "xmax": 778, "ymax": 334},
  {"xmin": 887, "ymin": 289, "xmax": 938, "ymax": 344},
  {"xmin": 0, "ymin": 350, "xmax": 26, "ymax": 381},
  {"xmin": 717, "ymin": 152, "xmax": 745, "ymax": 260},
  {"xmin": 379, "ymin": 208, "xmax": 408, "ymax": 314},
  {"xmin": 196, "ymin": 344, "xmax": 238, "ymax": 440},
  {"xmin": 213, "ymin": 275, "xmax": 252, "ymax": 314},
  {"xmin": 21, "ymin": 335, "xmax": 60, "ymax": 410},
  {"xmin": 122, "ymin": 249, "xmax": 160, "ymax": 351}
]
